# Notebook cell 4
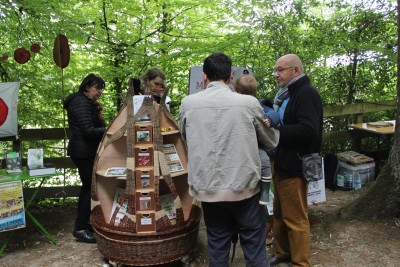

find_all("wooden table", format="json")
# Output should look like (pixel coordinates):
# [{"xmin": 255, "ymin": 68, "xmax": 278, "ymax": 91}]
[
  {"xmin": 348, "ymin": 120, "xmax": 395, "ymax": 171},
  {"xmin": 0, "ymin": 168, "xmax": 59, "ymax": 257},
  {"xmin": 348, "ymin": 120, "xmax": 395, "ymax": 135}
]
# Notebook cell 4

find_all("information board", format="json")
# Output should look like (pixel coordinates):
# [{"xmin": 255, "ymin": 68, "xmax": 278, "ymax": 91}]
[{"xmin": 0, "ymin": 180, "xmax": 26, "ymax": 232}]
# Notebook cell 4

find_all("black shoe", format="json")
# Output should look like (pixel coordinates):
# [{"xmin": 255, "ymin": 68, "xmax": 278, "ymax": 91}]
[
  {"xmin": 269, "ymin": 256, "xmax": 291, "ymax": 266},
  {"xmin": 72, "ymin": 229, "xmax": 97, "ymax": 243}
]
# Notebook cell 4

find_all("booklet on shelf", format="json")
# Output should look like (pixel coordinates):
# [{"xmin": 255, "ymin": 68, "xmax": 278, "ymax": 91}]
[
  {"xmin": 161, "ymin": 144, "xmax": 184, "ymax": 173},
  {"xmin": 110, "ymin": 187, "xmax": 127, "ymax": 226},
  {"xmin": 5, "ymin": 151, "xmax": 22, "ymax": 173},
  {"xmin": 104, "ymin": 167, "xmax": 127, "ymax": 177},
  {"xmin": 160, "ymin": 193, "xmax": 176, "ymax": 220}
]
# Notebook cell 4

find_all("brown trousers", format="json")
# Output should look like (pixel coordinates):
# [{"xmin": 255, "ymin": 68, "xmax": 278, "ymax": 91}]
[{"xmin": 273, "ymin": 176, "xmax": 310, "ymax": 267}]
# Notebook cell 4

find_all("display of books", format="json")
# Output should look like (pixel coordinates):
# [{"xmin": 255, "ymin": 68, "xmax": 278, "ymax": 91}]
[
  {"xmin": 28, "ymin": 163, "xmax": 56, "ymax": 176},
  {"xmin": 105, "ymin": 167, "xmax": 127, "ymax": 177},
  {"xmin": 5, "ymin": 151, "xmax": 22, "ymax": 173},
  {"xmin": 161, "ymin": 144, "xmax": 184, "ymax": 173},
  {"xmin": 160, "ymin": 194, "xmax": 176, "ymax": 220},
  {"xmin": 110, "ymin": 187, "xmax": 127, "ymax": 226}
]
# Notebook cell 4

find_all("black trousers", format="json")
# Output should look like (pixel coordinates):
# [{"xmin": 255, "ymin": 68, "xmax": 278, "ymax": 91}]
[
  {"xmin": 71, "ymin": 157, "xmax": 95, "ymax": 230},
  {"xmin": 202, "ymin": 193, "xmax": 269, "ymax": 267}
]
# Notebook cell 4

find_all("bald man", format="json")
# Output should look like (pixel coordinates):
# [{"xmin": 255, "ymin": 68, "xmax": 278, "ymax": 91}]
[{"xmin": 269, "ymin": 54, "xmax": 323, "ymax": 267}]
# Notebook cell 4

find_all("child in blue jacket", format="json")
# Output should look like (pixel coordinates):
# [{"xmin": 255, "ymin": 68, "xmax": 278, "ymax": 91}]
[{"xmin": 234, "ymin": 75, "xmax": 281, "ymax": 205}]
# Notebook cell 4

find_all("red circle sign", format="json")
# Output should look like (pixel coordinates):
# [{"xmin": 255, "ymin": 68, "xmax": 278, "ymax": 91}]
[{"xmin": 0, "ymin": 98, "xmax": 9, "ymax": 126}]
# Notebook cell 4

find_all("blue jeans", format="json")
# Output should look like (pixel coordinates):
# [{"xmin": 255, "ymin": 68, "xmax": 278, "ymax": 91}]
[
  {"xmin": 202, "ymin": 193, "xmax": 270, "ymax": 267},
  {"xmin": 259, "ymin": 148, "xmax": 272, "ymax": 178}
]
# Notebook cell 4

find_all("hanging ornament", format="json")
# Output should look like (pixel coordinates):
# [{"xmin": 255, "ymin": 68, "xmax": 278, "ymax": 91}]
[
  {"xmin": 53, "ymin": 34, "xmax": 70, "ymax": 68},
  {"xmin": 30, "ymin": 43, "xmax": 41, "ymax": 53},
  {"xmin": 14, "ymin": 47, "xmax": 31, "ymax": 64}
]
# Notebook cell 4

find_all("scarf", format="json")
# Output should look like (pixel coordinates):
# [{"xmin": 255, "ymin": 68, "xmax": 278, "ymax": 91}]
[
  {"xmin": 84, "ymin": 92, "xmax": 105, "ymax": 122},
  {"xmin": 273, "ymin": 74, "xmax": 305, "ymax": 111}
]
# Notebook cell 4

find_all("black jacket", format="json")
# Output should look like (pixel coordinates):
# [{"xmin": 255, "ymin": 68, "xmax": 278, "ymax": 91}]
[
  {"xmin": 63, "ymin": 92, "xmax": 106, "ymax": 159},
  {"xmin": 274, "ymin": 75, "xmax": 323, "ymax": 178}
]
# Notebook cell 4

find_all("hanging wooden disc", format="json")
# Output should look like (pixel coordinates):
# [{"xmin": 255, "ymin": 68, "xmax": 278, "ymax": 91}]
[
  {"xmin": 14, "ymin": 47, "xmax": 31, "ymax": 64},
  {"xmin": 30, "ymin": 43, "xmax": 41, "ymax": 53},
  {"xmin": 53, "ymin": 34, "xmax": 70, "ymax": 68}
]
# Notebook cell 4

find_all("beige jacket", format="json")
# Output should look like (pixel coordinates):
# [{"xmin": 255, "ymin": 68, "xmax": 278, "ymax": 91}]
[{"xmin": 179, "ymin": 82, "xmax": 279, "ymax": 202}]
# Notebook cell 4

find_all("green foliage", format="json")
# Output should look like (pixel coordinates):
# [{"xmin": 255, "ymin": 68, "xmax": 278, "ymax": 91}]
[{"xmin": 0, "ymin": 0, "xmax": 397, "ymax": 179}]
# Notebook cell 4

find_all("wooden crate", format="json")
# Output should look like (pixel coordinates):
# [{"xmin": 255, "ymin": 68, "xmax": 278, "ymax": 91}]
[{"xmin": 337, "ymin": 151, "xmax": 374, "ymax": 165}]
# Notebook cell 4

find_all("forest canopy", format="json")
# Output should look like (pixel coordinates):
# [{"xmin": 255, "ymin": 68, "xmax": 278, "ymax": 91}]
[{"xmin": 0, "ymin": 0, "xmax": 397, "ymax": 129}]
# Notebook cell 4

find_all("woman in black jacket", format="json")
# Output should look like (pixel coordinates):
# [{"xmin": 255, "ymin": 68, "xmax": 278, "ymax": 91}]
[{"xmin": 63, "ymin": 74, "xmax": 106, "ymax": 243}]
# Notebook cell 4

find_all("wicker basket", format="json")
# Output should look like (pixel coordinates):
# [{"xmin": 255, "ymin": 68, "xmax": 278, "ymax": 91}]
[
  {"xmin": 90, "ymin": 85, "xmax": 201, "ymax": 265},
  {"xmin": 93, "ymin": 206, "xmax": 201, "ymax": 266}
]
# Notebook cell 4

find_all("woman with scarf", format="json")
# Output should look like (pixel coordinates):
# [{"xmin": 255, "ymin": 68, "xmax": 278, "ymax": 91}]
[{"xmin": 63, "ymin": 74, "xmax": 106, "ymax": 243}]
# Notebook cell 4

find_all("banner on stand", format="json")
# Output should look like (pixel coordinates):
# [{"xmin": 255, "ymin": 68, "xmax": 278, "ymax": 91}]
[
  {"xmin": 0, "ymin": 180, "xmax": 26, "ymax": 232},
  {"xmin": 0, "ymin": 82, "xmax": 20, "ymax": 138},
  {"xmin": 188, "ymin": 66, "xmax": 252, "ymax": 95}
]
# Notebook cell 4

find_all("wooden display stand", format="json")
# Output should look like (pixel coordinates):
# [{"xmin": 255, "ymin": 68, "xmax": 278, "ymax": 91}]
[{"xmin": 90, "ymin": 89, "xmax": 201, "ymax": 266}]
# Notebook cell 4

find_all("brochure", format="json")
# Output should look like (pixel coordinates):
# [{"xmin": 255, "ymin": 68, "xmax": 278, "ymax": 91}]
[
  {"xmin": 5, "ymin": 151, "xmax": 22, "ymax": 173},
  {"xmin": 105, "ymin": 167, "xmax": 127, "ymax": 177}
]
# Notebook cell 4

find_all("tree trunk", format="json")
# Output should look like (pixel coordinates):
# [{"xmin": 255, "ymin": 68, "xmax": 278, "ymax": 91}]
[{"xmin": 338, "ymin": 0, "xmax": 400, "ymax": 219}]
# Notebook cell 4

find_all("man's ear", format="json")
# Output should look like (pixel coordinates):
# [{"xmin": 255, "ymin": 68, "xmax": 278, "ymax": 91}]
[
  {"xmin": 294, "ymin": 66, "xmax": 301, "ymax": 76},
  {"xmin": 202, "ymin": 72, "xmax": 208, "ymax": 89},
  {"xmin": 225, "ymin": 75, "xmax": 232, "ymax": 85}
]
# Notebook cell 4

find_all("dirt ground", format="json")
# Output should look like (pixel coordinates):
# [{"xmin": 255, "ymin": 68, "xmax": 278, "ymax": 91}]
[{"xmin": 0, "ymin": 189, "xmax": 399, "ymax": 267}]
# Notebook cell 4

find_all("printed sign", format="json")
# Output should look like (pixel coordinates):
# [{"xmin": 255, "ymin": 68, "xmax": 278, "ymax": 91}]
[
  {"xmin": 0, "ymin": 181, "xmax": 26, "ymax": 232},
  {"xmin": 0, "ymin": 82, "xmax": 20, "ymax": 137},
  {"xmin": 188, "ymin": 66, "xmax": 253, "ymax": 95}
]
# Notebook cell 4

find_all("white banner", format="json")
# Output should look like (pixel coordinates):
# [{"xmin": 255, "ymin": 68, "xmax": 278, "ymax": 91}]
[
  {"xmin": 188, "ymin": 66, "xmax": 252, "ymax": 95},
  {"xmin": 0, "ymin": 82, "xmax": 20, "ymax": 138}
]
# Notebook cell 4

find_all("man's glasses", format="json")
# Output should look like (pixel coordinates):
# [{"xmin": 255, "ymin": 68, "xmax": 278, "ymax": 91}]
[{"xmin": 272, "ymin": 66, "xmax": 294, "ymax": 75}]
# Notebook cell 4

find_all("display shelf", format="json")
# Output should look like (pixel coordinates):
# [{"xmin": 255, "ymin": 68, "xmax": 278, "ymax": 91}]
[
  {"xmin": 96, "ymin": 169, "xmax": 127, "ymax": 180},
  {"xmin": 162, "ymin": 135, "xmax": 188, "ymax": 174},
  {"xmin": 161, "ymin": 129, "xmax": 180, "ymax": 135},
  {"xmin": 95, "ymin": 176, "xmax": 126, "ymax": 224},
  {"xmin": 106, "ymin": 131, "xmax": 127, "ymax": 137},
  {"xmin": 91, "ymin": 91, "xmax": 201, "ymax": 266},
  {"xmin": 167, "ymin": 170, "xmax": 187, "ymax": 177},
  {"xmin": 104, "ymin": 108, "xmax": 127, "ymax": 136}
]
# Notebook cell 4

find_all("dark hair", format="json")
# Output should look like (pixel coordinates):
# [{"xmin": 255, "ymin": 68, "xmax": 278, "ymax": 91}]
[
  {"xmin": 78, "ymin": 73, "xmax": 105, "ymax": 93},
  {"xmin": 203, "ymin": 52, "xmax": 232, "ymax": 82}
]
